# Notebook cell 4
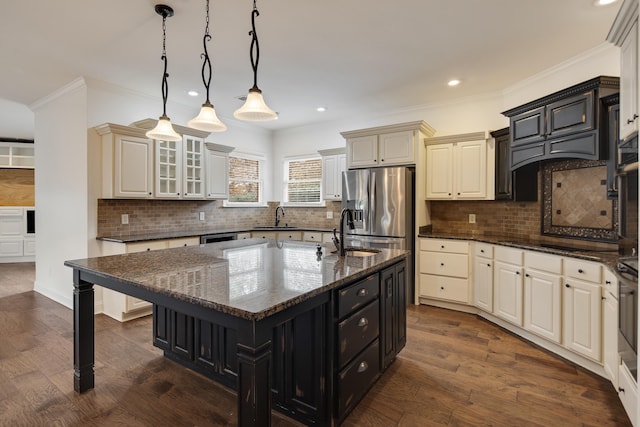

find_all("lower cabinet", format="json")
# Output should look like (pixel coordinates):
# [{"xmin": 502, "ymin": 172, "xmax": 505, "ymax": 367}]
[
  {"xmin": 493, "ymin": 260, "xmax": 524, "ymax": 326},
  {"xmin": 153, "ymin": 258, "xmax": 407, "ymax": 425},
  {"xmin": 563, "ymin": 277, "xmax": 602, "ymax": 362},
  {"xmin": 618, "ymin": 362, "xmax": 638, "ymax": 427}
]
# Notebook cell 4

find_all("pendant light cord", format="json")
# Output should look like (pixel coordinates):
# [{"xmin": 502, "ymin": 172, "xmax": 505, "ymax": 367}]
[
  {"xmin": 160, "ymin": 10, "xmax": 170, "ymax": 118},
  {"xmin": 200, "ymin": 0, "xmax": 213, "ymax": 105},
  {"xmin": 249, "ymin": 0, "xmax": 260, "ymax": 90}
]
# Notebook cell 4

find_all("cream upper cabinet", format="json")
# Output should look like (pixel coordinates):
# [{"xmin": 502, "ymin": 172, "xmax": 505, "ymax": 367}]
[
  {"xmin": 341, "ymin": 121, "xmax": 436, "ymax": 169},
  {"xmin": 319, "ymin": 148, "xmax": 346, "ymax": 200},
  {"xmin": 608, "ymin": 1, "xmax": 639, "ymax": 141},
  {"xmin": 205, "ymin": 143, "xmax": 234, "ymax": 200},
  {"xmin": 154, "ymin": 135, "xmax": 206, "ymax": 199},
  {"xmin": 425, "ymin": 132, "xmax": 494, "ymax": 200},
  {"xmin": 0, "ymin": 142, "xmax": 34, "ymax": 169},
  {"xmin": 95, "ymin": 123, "xmax": 154, "ymax": 199}
]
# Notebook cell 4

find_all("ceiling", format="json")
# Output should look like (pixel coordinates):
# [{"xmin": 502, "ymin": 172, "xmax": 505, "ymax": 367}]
[{"xmin": 1, "ymin": 0, "xmax": 622, "ymax": 131}]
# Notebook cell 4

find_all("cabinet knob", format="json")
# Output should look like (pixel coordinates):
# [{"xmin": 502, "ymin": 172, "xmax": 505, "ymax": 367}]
[
  {"xmin": 480, "ymin": 249, "xmax": 484, "ymax": 253},
  {"xmin": 357, "ymin": 317, "xmax": 369, "ymax": 327},
  {"xmin": 487, "ymin": 263, "xmax": 491, "ymax": 267},
  {"xmin": 148, "ymin": 192, "xmax": 152, "ymax": 195},
  {"xmin": 380, "ymin": 159, "xmax": 384, "ymax": 162},
  {"xmin": 440, "ymin": 286, "xmax": 444, "ymax": 290},
  {"xmin": 578, "ymin": 269, "xmax": 584, "ymax": 274},
  {"xmin": 441, "ymin": 245, "xmax": 445, "ymax": 249},
  {"xmin": 457, "ymin": 192, "xmax": 460, "ymax": 195},
  {"xmin": 440, "ymin": 262, "xmax": 445, "ymax": 266},
  {"xmin": 448, "ymin": 193, "xmax": 451, "ymax": 196},
  {"xmin": 525, "ymin": 273, "xmax": 530, "ymax": 277},
  {"xmin": 357, "ymin": 361, "xmax": 369, "ymax": 373},
  {"xmin": 177, "ymin": 192, "xmax": 180, "ymax": 196},
  {"xmin": 619, "ymin": 387, "xmax": 625, "ymax": 393},
  {"xmin": 605, "ymin": 280, "xmax": 611, "ymax": 285},
  {"xmin": 516, "ymin": 271, "xmax": 520, "ymax": 275},
  {"xmin": 357, "ymin": 288, "xmax": 368, "ymax": 297},
  {"xmin": 565, "ymin": 283, "xmax": 570, "ymax": 288}
]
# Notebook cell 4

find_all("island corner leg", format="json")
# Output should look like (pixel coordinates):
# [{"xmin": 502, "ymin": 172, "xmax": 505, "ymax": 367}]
[
  {"xmin": 236, "ymin": 327, "xmax": 272, "ymax": 427},
  {"xmin": 73, "ymin": 269, "xmax": 95, "ymax": 393}
]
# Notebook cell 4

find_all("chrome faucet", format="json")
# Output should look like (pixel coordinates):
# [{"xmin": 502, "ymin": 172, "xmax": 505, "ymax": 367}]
[
  {"xmin": 335, "ymin": 208, "xmax": 355, "ymax": 256},
  {"xmin": 275, "ymin": 206, "xmax": 285, "ymax": 227}
]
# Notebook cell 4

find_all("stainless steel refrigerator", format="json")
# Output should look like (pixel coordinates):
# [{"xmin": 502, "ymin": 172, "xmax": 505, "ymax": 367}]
[{"xmin": 342, "ymin": 166, "xmax": 415, "ymax": 300}]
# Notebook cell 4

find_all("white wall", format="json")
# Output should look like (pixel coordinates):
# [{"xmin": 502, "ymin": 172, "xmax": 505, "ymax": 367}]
[{"xmin": 31, "ymin": 79, "xmax": 89, "ymax": 307}]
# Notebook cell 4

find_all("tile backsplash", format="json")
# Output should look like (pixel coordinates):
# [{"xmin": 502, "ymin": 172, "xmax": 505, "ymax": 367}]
[{"xmin": 97, "ymin": 199, "xmax": 342, "ymax": 237}]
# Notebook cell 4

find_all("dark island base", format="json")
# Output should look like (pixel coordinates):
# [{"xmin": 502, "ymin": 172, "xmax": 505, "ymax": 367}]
[{"xmin": 153, "ymin": 259, "xmax": 407, "ymax": 426}]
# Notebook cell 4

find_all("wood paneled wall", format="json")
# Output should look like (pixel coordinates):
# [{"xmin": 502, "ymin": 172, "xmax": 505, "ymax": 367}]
[{"xmin": 0, "ymin": 169, "xmax": 35, "ymax": 206}]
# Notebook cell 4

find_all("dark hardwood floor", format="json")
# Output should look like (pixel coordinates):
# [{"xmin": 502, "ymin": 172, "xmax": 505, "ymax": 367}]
[{"xmin": 0, "ymin": 263, "xmax": 632, "ymax": 426}]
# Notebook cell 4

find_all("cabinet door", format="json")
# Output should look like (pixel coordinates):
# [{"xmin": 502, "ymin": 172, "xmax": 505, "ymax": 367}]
[
  {"xmin": 473, "ymin": 257, "xmax": 493, "ymax": 312},
  {"xmin": 603, "ymin": 291, "xmax": 619, "ymax": 388},
  {"xmin": 493, "ymin": 261, "xmax": 523, "ymax": 326},
  {"xmin": 0, "ymin": 239, "xmax": 23, "ymax": 256},
  {"xmin": 546, "ymin": 91, "xmax": 595, "ymax": 139},
  {"xmin": 378, "ymin": 131, "xmax": 414, "ymax": 165},
  {"xmin": 510, "ymin": 106, "xmax": 546, "ymax": 146},
  {"xmin": 563, "ymin": 278, "xmax": 602, "ymax": 361},
  {"xmin": 322, "ymin": 154, "xmax": 345, "ymax": 200},
  {"xmin": 114, "ymin": 135, "xmax": 153, "ymax": 198},
  {"xmin": 425, "ymin": 144, "xmax": 453, "ymax": 199},
  {"xmin": 381, "ymin": 266, "xmax": 396, "ymax": 369},
  {"xmin": 347, "ymin": 135, "xmax": 378, "ymax": 168},
  {"xmin": 182, "ymin": 136, "xmax": 205, "ymax": 199},
  {"xmin": 455, "ymin": 140, "xmax": 487, "ymax": 199},
  {"xmin": 620, "ymin": 19, "xmax": 638, "ymax": 140},
  {"xmin": 155, "ymin": 139, "xmax": 182, "ymax": 198},
  {"xmin": 205, "ymin": 149, "xmax": 229, "ymax": 199},
  {"xmin": 494, "ymin": 132, "xmax": 512, "ymax": 200},
  {"xmin": 524, "ymin": 269, "xmax": 561, "ymax": 343}
]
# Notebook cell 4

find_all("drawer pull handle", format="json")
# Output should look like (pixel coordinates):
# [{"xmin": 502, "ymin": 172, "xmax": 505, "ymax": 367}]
[
  {"xmin": 357, "ymin": 361, "xmax": 368, "ymax": 373},
  {"xmin": 619, "ymin": 386, "xmax": 625, "ymax": 393},
  {"xmin": 358, "ymin": 317, "xmax": 368, "ymax": 327},
  {"xmin": 357, "ymin": 288, "xmax": 367, "ymax": 297},
  {"xmin": 605, "ymin": 280, "xmax": 611, "ymax": 285}
]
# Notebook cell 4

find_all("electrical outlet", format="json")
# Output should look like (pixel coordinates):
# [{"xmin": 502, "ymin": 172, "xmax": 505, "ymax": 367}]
[
  {"xmin": 199, "ymin": 211, "xmax": 205, "ymax": 221},
  {"xmin": 326, "ymin": 211, "xmax": 333, "ymax": 219},
  {"xmin": 121, "ymin": 214, "xmax": 129, "ymax": 225},
  {"xmin": 469, "ymin": 214, "xmax": 476, "ymax": 224}
]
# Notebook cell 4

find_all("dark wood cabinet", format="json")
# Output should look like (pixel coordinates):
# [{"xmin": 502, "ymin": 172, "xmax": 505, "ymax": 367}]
[
  {"xmin": 503, "ymin": 76, "xmax": 619, "ymax": 170},
  {"xmin": 492, "ymin": 127, "xmax": 539, "ymax": 201},
  {"xmin": 152, "ymin": 257, "xmax": 407, "ymax": 426},
  {"xmin": 381, "ymin": 261, "xmax": 407, "ymax": 369},
  {"xmin": 602, "ymin": 93, "xmax": 620, "ymax": 199}
]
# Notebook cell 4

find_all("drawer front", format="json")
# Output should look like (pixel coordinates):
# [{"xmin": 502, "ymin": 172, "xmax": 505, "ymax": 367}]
[
  {"xmin": 419, "ymin": 238, "xmax": 469, "ymax": 254},
  {"xmin": 419, "ymin": 252, "xmax": 468, "ymax": 278},
  {"xmin": 303, "ymin": 231, "xmax": 322, "ymax": 242},
  {"xmin": 419, "ymin": 274, "xmax": 469, "ymax": 303},
  {"xmin": 525, "ymin": 250, "xmax": 562, "ymax": 274},
  {"xmin": 494, "ymin": 246, "xmax": 524, "ymax": 265},
  {"xmin": 604, "ymin": 268, "xmax": 618, "ymax": 299},
  {"xmin": 0, "ymin": 207, "xmax": 23, "ymax": 216},
  {"xmin": 337, "ymin": 339, "xmax": 380, "ymax": 418},
  {"xmin": 277, "ymin": 231, "xmax": 302, "ymax": 241},
  {"xmin": 126, "ymin": 240, "xmax": 169, "ymax": 253},
  {"xmin": 167, "ymin": 237, "xmax": 200, "ymax": 248},
  {"xmin": 251, "ymin": 231, "xmax": 277, "ymax": 239},
  {"xmin": 474, "ymin": 242, "xmax": 493, "ymax": 258},
  {"xmin": 337, "ymin": 274, "xmax": 379, "ymax": 319},
  {"xmin": 338, "ymin": 300, "xmax": 380, "ymax": 367},
  {"xmin": 564, "ymin": 258, "xmax": 602, "ymax": 283}
]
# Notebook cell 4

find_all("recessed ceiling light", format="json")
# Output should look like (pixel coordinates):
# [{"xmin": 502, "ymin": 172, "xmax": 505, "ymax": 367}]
[
  {"xmin": 317, "ymin": 107, "xmax": 327, "ymax": 112},
  {"xmin": 594, "ymin": 0, "xmax": 618, "ymax": 6},
  {"xmin": 187, "ymin": 90, "xmax": 199, "ymax": 97},
  {"xmin": 448, "ymin": 79, "xmax": 461, "ymax": 87}
]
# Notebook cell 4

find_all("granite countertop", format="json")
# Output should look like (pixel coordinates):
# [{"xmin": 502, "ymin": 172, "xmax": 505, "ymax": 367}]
[
  {"xmin": 98, "ymin": 226, "xmax": 336, "ymax": 243},
  {"xmin": 65, "ymin": 239, "xmax": 407, "ymax": 321},
  {"xmin": 418, "ymin": 232, "xmax": 623, "ymax": 269}
]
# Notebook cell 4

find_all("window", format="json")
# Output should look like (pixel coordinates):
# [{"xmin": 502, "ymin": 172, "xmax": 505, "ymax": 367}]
[
  {"xmin": 225, "ymin": 153, "xmax": 264, "ymax": 206},
  {"xmin": 283, "ymin": 156, "xmax": 323, "ymax": 205}
]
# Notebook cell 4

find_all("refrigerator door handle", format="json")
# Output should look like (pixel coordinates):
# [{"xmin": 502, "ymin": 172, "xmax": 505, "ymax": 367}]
[{"xmin": 369, "ymin": 169, "xmax": 376, "ymax": 234}]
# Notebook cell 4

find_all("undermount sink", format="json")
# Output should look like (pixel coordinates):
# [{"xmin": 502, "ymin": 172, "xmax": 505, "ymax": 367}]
[{"xmin": 344, "ymin": 247, "xmax": 381, "ymax": 257}]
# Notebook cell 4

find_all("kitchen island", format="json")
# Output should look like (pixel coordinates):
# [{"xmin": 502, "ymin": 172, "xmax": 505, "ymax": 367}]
[{"xmin": 65, "ymin": 239, "xmax": 408, "ymax": 426}]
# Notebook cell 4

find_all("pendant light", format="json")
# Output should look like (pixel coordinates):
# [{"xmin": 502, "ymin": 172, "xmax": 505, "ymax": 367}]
[
  {"xmin": 146, "ymin": 4, "xmax": 182, "ymax": 142},
  {"xmin": 233, "ymin": 0, "xmax": 277, "ymax": 121},
  {"xmin": 188, "ymin": 0, "xmax": 227, "ymax": 132}
]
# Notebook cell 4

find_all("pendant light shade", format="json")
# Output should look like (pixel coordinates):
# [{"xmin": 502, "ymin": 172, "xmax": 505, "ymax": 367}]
[
  {"xmin": 146, "ymin": 4, "xmax": 182, "ymax": 142},
  {"xmin": 233, "ymin": 0, "xmax": 277, "ymax": 122},
  {"xmin": 188, "ymin": 0, "xmax": 227, "ymax": 132},
  {"xmin": 233, "ymin": 88, "xmax": 277, "ymax": 121},
  {"xmin": 146, "ymin": 115, "xmax": 182, "ymax": 141}
]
